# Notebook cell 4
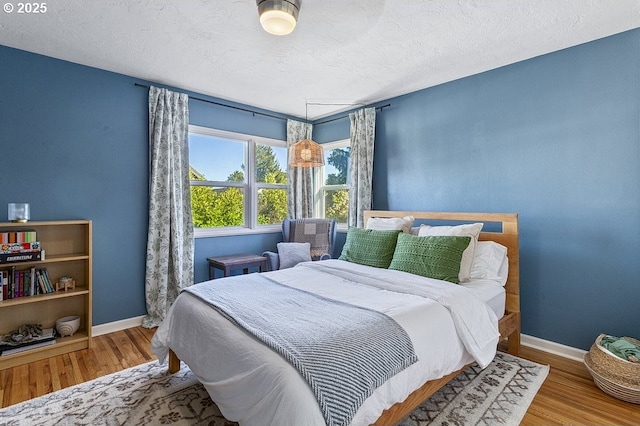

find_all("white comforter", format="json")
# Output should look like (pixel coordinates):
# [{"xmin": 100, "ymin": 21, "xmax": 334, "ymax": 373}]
[{"xmin": 152, "ymin": 259, "xmax": 499, "ymax": 426}]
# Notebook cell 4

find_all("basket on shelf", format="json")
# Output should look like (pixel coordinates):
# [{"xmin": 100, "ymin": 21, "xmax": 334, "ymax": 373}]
[{"xmin": 583, "ymin": 333, "xmax": 640, "ymax": 404}]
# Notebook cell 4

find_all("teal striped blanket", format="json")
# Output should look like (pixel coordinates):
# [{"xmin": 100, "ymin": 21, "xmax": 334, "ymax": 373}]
[{"xmin": 184, "ymin": 274, "xmax": 417, "ymax": 426}]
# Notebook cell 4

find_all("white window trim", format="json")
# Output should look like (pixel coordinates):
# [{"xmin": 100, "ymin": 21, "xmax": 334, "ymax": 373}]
[{"xmin": 189, "ymin": 125, "xmax": 286, "ymax": 238}]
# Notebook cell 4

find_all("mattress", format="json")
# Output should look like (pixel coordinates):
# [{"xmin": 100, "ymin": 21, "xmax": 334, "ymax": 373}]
[
  {"xmin": 152, "ymin": 259, "xmax": 500, "ymax": 426},
  {"xmin": 462, "ymin": 279, "xmax": 506, "ymax": 318}
]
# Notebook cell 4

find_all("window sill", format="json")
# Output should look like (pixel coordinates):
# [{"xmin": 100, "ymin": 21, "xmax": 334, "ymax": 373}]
[
  {"xmin": 194, "ymin": 223, "xmax": 348, "ymax": 238},
  {"xmin": 194, "ymin": 225, "xmax": 281, "ymax": 238}
]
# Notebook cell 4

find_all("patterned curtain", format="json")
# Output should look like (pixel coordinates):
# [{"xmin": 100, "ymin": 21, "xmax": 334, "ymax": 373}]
[
  {"xmin": 348, "ymin": 107, "xmax": 376, "ymax": 228},
  {"xmin": 286, "ymin": 119, "xmax": 314, "ymax": 219},
  {"xmin": 142, "ymin": 86, "xmax": 194, "ymax": 328}
]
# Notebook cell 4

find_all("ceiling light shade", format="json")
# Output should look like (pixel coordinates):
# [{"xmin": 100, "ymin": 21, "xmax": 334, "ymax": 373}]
[
  {"xmin": 288, "ymin": 139, "xmax": 325, "ymax": 167},
  {"xmin": 257, "ymin": 0, "xmax": 300, "ymax": 36}
]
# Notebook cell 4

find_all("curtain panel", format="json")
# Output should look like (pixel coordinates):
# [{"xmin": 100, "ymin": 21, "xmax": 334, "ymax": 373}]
[
  {"xmin": 286, "ymin": 119, "xmax": 314, "ymax": 219},
  {"xmin": 348, "ymin": 107, "xmax": 376, "ymax": 228},
  {"xmin": 143, "ymin": 86, "xmax": 194, "ymax": 328}
]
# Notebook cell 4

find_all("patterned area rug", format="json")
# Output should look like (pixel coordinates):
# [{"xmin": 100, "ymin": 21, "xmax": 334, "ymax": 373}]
[{"xmin": 0, "ymin": 352, "xmax": 548, "ymax": 426}]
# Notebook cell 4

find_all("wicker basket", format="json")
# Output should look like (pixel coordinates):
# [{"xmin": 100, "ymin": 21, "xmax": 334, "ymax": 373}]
[{"xmin": 583, "ymin": 333, "xmax": 640, "ymax": 404}]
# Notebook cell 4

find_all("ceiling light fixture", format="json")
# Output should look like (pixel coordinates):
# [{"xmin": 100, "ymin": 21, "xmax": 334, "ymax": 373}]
[
  {"xmin": 289, "ymin": 102, "xmax": 325, "ymax": 168},
  {"xmin": 288, "ymin": 138, "xmax": 324, "ymax": 167},
  {"xmin": 257, "ymin": 0, "xmax": 300, "ymax": 36}
]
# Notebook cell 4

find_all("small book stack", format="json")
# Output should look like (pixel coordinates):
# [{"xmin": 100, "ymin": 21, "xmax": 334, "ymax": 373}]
[
  {"xmin": 0, "ymin": 326, "xmax": 57, "ymax": 356},
  {"xmin": 0, "ymin": 231, "xmax": 43, "ymax": 264}
]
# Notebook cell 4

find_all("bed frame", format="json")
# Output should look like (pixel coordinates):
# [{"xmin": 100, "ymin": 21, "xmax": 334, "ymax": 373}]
[
  {"xmin": 364, "ymin": 211, "xmax": 520, "ymax": 425},
  {"xmin": 167, "ymin": 210, "xmax": 520, "ymax": 426}
]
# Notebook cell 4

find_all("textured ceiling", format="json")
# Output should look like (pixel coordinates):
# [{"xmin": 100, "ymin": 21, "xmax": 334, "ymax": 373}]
[{"xmin": 1, "ymin": 0, "xmax": 638, "ymax": 119}]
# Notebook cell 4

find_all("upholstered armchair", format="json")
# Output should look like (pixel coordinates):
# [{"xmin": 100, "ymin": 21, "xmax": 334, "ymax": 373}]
[{"xmin": 262, "ymin": 218, "xmax": 337, "ymax": 271}]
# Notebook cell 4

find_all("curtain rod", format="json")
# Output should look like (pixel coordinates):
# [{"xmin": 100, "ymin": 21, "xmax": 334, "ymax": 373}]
[
  {"xmin": 313, "ymin": 104, "xmax": 391, "ymax": 126},
  {"xmin": 135, "ymin": 83, "xmax": 389, "ymax": 125},
  {"xmin": 134, "ymin": 83, "xmax": 287, "ymax": 122}
]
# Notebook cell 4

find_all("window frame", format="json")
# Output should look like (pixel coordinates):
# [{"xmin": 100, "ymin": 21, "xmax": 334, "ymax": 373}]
[
  {"xmin": 314, "ymin": 138, "xmax": 350, "ymax": 230},
  {"xmin": 189, "ymin": 125, "xmax": 287, "ymax": 238}
]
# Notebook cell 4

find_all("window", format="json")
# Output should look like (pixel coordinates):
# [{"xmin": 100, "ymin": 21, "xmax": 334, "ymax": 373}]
[
  {"xmin": 189, "ymin": 125, "xmax": 288, "ymax": 236},
  {"xmin": 315, "ymin": 139, "xmax": 350, "ymax": 224}
]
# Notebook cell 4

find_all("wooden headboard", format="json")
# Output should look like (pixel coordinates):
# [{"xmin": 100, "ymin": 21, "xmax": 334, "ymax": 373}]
[{"xmin": 363, "ymin": 210, "xmax": 520, "ymax": 353}]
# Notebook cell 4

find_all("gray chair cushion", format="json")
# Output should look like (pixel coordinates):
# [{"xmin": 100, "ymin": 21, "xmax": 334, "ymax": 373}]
[{"xmin": 277, "ymin": 242, "xmax": 312, "ymax": 269}]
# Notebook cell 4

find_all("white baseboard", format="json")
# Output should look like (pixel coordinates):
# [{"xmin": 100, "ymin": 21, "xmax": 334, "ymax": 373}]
[
  {"xmin": 91, "ymin": 317, "xmax": 587, "ymax": 363},
  {"xmin": 521, "ymin": 333, "xmax": 587, "ymax": 362},
  {"xmin": 92, "ymin": 316, "xmax": 144, "ymax": 337}
]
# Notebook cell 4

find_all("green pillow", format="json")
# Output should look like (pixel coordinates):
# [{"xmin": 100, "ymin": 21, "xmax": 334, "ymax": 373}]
[
  {"xmin": 339, "ymin": 227, "xmax": 401, "ymax": 268},
  {"xmin": 388, "ymin": 234, "xmax": 471, "ymax": 284}
]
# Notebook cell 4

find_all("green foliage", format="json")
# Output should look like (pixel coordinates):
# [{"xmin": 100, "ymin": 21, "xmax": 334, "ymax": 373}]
[
  {"xmin": 326, "ymin": 147, "xmax": 350, "ymax": 185},
  {"xmin": 258, "ymin": 189, "xmax": 287, "ymax": 224},
  {"xmin": 324, "ymin": 147, "xmax": 350, "ymax": 222},
  {"xmin": 258, "ymin": 171, "xmax": 288, "ymax": 224},
  {"xmin": 325, "ymin": 189, "xmax": 349, "ymax": 223},
  {"xmin": 190, "ymin": 185, "xmax": 215, "ymax": 228},
  {"xmin": 256, "ymin": 145, "xmax": 285, "ymax": 183},
  {"xmin": 215, "ymin": 188, "xmax": 244, "ymax": 226},
  {"xmin": 190, "ymin": 185, "xmax": 244, "ymax": 228},
  {"xmin": 227, "ymin": 170, "xmax": 244, "ymax": 182}
]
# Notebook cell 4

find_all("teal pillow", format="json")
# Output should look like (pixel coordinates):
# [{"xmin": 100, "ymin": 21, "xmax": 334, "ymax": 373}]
[
  {"xmin": 388, "ymin": 234, "xmax": 471, "ymax": 284},
  {"xmin": 339, "ymin": 227, "xmax": 401, "ymax": 268}
]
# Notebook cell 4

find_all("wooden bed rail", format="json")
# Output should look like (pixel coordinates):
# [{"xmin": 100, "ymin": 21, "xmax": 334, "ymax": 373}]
[{"xmin": 169, "ymin": 349, "xmax": 181, "ymax": 374}]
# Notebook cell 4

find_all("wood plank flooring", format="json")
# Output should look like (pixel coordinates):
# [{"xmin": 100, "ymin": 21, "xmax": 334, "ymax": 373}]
[{"xmin": 1, "ymin": 327, "xmax": 638, "ymax": 424}]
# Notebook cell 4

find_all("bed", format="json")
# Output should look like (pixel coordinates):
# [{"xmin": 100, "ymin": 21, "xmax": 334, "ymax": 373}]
[{"xmin": 152, "ymin": 210, "xmax": 520, "ymax": 426}]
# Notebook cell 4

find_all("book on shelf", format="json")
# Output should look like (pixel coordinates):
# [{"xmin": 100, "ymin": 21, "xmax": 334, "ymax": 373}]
[
  {"xmin": 0, "ymin": 231, "xmax": 37, "ymax": 245},
  {"xmin": 0, "ymin": 327, "xmax": 57, "ymax": 356},
  {"xmin": 0, "ymin": 250, "xmax": 42, "ymax": 264},
  {"xmin": 0, "ymin": 242, "xmax": 41, "ymax": 254},
  {"xmin": 17, "ymin": 269, "xmax": 23, "ymax": 297},
  {"xmin": 34, "ymin": 269, "xmax": 53, "ymax": 295},
  {"xmin": 35, "ymin": 269, "xmax": 47, "ymax": 294},
  {"xmin": 40, "ymin": 268, "xmax": 54, "ymax": 293},
  {"xmin": 1, "ymin": 339, "xmax": 55, "ymax": 356},
  {"xmin": 28, "ymin": 267, "xmax": 35, "ymax": 296}
]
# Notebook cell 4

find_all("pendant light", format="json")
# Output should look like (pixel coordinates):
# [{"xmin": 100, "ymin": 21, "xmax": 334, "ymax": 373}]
[{"xmin": 288, "ymin": 103, "xmax": 325, "ymax": 168}]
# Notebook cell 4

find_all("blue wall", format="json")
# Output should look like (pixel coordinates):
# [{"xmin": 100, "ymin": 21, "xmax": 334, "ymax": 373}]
[
  {"xmin": 317, "ymin": 29, "xmax": 640, "ymax": 350},
  {"xmin": 1, "ymin": 47, "xmax": 149, "ymax": 326},
  {"xmin": 0, "ymin": 45, "xmax": 287, "ymax": 324},
  {"xmin": 2, "ymin": 27, "xmax": 639, "ymax": 350}
]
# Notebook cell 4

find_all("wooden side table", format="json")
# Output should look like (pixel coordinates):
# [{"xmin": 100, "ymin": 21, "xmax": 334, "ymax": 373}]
[{"xmin": 207, "ymin": 253, "xmax": 267, "ymax": 280}]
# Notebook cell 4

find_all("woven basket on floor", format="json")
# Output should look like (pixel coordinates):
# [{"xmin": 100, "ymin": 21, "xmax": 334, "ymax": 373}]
[{"xmin": 583, "ymin": 333, "xmax": 640, "ymax": 404}]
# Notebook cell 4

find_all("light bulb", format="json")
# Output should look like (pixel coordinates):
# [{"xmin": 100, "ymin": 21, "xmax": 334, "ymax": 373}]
[{"xmin": 260, "ymin": 10, "xmax": 297, "ymax": 35}]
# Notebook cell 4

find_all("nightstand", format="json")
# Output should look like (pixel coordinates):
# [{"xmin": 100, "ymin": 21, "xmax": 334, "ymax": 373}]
[{"xmin": 207, "ymin": 253, "xmax": 267, "ymax": 280}]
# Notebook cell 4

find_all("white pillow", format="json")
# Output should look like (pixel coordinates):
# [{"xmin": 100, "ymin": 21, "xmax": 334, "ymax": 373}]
[
  {"xmin": 366, "ymin": 216, "xmax": 415, "ymax": 233},
  {"xmin": 277, "ymin": 242, "xmax": 311, "ymax": 269},
  {"xmin": 418, "ymin": 222, "xmax": 483, "ymax": 282},
  {"xmin": 470, "ymin": 241, "xmax": 509, "ymax": 286}
]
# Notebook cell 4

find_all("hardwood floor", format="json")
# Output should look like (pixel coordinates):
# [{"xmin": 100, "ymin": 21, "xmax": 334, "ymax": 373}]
[
  {"xmin": 0, "ymin": 327, "xmax": 156, "ymax": 409},
  {"xmin": 516, "ymin": 345, "xmax": 640, "ymax": 425},
  {"xmin": 1, "ymin": 327, "xmax": 638, "ymax": 424}
]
